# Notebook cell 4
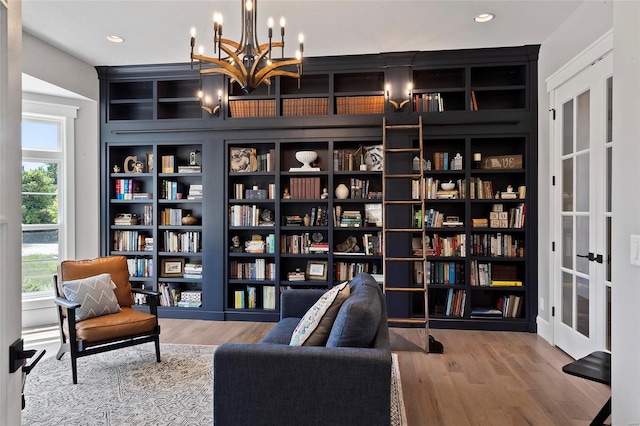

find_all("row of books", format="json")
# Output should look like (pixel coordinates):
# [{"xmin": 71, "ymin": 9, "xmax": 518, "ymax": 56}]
[
  {"xmin": 334, "ymin": 261, "xmax": 379, "ymax": 282},
  {"xmin": 335, "ymin": 95, "xmax": 384, "ymax": 115},
  {"xmin": 114, "ymin": 179, "xmax": 142, "ymax": 199},
  {"xmin": 425, "ymin": 233, "xmax": 466, "ymax": 257},
  {"xmin": 425, "ymin": 261, "xmax": 465, "ymax": 285},
  {"xmin": 229, "ymin": 99, "xmax": 276, "ymax": 118},
  {"xmin": 126, "ymin": 257, "xmax": 153, "ymax": 278},
  {"xmin": 282, "ymin": 98, "xmax": 329, "ymax": 116},
  {"xmin": 233, "ymin": 285, "xmax": 276, "ymax": 309},
  {"xmin": 413, "ymin": 93, "xmax": 445, "ymax": 112},
  {"xmin": 229, "ymin": 205, "xmax": 273, "ymax": 227},
  {"xmin": 113, "ymin": 231, "xmax": 148, "ymax": 252},
  {"xmin": 347, "ymin": 178, "xmax": 373, "ymax": 199},
  {"xmin": 229, "ymin": 260, "xmax": 276, "ymax": 280},
  {"xmin": 432, "ymin": 288, "xmax": 466, "ymax": 317},
  {"xmin": 469, "ymin": 233, "xmax": 524, "ymax": 258},
  {"xmin": 160, "ymin": 208, "xmax": 190, "ymax": 226},
  {"xmin": 280, "ymin": 234, "xmax": 329, "ymax": 254},
  {"xmin": 161, "ymin": 230, "xmax": 201, "ymax": 253},
  {"xmin": 333, "ymin": 148, "xmax": 365, "ymax": 171},
  {"xmin": 188, "ymin": 184, "xmax": 203, "ymax": 200},
  {"xmin": 469, "ymin": 260, "xmax": 524, "ymax": 287},
  {"xmin": 288, "ymin": 177, "xmax": 322, "ymax": 199},
  {"xmin": 470, "ymin": 296, "xmax": 524, "ymax": 319},
  {"xmin": 158, "ymin": 283, "xmax": 202, "ymax": 308}
]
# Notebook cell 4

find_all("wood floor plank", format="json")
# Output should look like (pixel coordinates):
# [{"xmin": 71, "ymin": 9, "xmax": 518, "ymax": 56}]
[{"xmin": 158, "ymin": 319, "xmax": 611, "ymax": 425}]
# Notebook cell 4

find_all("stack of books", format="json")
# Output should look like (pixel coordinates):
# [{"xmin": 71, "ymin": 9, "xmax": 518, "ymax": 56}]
[
  {"xmin": 183, "ymin": 262, "xmax": 203, "ymax": 279},
  {"xmin": 340, "ymin": 211, "xmax": 362, "ymax": 227},
  {"xmin": 188, "ymin": 184, "xmax": 203, "ymax": 200},
  {"xmin": 287, "ymin": 270, "xmax": 305, "ymax": 281}
]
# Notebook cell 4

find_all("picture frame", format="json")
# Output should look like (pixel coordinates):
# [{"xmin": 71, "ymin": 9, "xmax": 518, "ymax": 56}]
[
  {"xmin": 146, "ymin": 152, "xmax": 154, "ymax": 173},
  {"xmin": 229, "ymin": 147, "xmax": 258, "ymax": 172},
  {"xmin": 306, "ymin": 260, "xmax": 328, "ymax": 281},
  {"xmin": 160, "ymin": 258, "xmax": 185, "ymax": 278}
]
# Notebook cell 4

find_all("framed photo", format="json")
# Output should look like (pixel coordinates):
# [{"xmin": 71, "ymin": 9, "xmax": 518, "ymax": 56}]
[
  {"xmin": 146, "ymin": 152, "xmax": 154, "ymax": 173},
  {"xmin": 306, "ymin": 260, "xmax": 328, "ymax": 281},
  {"xmin": 160, "ymin": 258, "xmax": 184, "ymax": 278},
  {"xmin": 229, "ymin": 147, "xmax": 258, "ymax": 172}
]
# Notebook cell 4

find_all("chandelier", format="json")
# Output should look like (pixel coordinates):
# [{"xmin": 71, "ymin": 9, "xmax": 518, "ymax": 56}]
[{"xmin": 190, "ymin": 0, "xmax": 304, "ymax": 104}]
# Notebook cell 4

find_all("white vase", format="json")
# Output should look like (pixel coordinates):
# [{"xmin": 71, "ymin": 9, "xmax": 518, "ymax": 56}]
[{"xmin": 335, "ymin": 183, "xmax": 349, "ymax": 199}]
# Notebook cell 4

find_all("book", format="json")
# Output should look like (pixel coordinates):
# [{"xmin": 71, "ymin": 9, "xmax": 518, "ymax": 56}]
[{"xmin": 491, "ymin": 280, "xmax": 523, "ymax": 287}]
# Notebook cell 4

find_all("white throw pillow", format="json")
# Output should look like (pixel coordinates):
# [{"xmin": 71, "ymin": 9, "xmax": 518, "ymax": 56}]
[
  {"xmin": 290, "ymin": 281, "xmax": 350, "ymax": 346},
  {"xmin": 61, "ymin": 273, "xmax": 122, "ymax": 321}
]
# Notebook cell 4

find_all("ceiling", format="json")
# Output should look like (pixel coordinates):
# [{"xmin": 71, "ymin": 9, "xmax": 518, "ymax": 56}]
[{"xmin": 22, "ymin": 0, "xmax": 584, "ymax": 68}]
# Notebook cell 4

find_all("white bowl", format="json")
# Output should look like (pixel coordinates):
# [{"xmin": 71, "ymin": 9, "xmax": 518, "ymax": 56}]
[
  {"xmin": 295, "ymin": 150, "xmax": 318, "ymax": 169},
  {"xmin": 441, "ymin": 182, "xmax": 455, "ymax": 190}
]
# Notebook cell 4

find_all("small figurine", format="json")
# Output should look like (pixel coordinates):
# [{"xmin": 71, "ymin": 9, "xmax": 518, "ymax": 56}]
[
  {"xmin": 230, "ymin": 235, "xmax": 243, "ymax": 253},
  {"xmin": 133, "ymin": 161, "xmax": 144, "ymax": 173},
  {"xmin": 320, "ymin": 188, "xmax": 329, "ymax": 199},
  {"xmin": 283, "ymin": 188, "xmax": 291, "ymax": 199},
  {"xmin": 113, "ymin": 164, "xmax": 121, "ymax": 173}
]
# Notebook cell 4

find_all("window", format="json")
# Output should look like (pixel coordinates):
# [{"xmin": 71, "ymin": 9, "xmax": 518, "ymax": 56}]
[{"xmin": 21, "ymin": 101, "xmax": 77, "ymax": 298}]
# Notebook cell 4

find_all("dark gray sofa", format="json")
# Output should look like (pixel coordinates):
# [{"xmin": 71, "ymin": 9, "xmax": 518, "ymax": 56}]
[{"xmin": 213, "ymin": 272, "xmax": 392, "ymax": 426}]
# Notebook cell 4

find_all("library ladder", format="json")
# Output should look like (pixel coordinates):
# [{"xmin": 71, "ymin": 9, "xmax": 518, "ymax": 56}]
[{"xmin": 382, "ymin": 116, "xmax": 443, "ymax": 353}]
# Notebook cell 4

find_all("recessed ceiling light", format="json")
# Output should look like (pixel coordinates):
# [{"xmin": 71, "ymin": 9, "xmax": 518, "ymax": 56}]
[
  {"xmin": 474, "ymin": 13, "xmax": 495, "ymax": 23},
  {"xmin": 107, "ymin": 35, "xmax": 125, "ymax": 43}
]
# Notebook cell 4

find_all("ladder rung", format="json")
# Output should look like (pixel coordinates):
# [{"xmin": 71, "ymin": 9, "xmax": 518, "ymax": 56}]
[
  {"xmin": 384, "ymin": 148, "xmax": 421, "ymax": 153},
  {"xmin": 388, "ymin": 318, "xmax": 427, "ymax": 325},
  {"xmin": 385, "ymin": 174, "xmax": 421, "ymax": 179},
  {"xmin": 384, "ymin": 200, "xmax": 422, "ymax": 205},
  {"xmin": 384, "ymin": 228, "xmax": 424, "ymax": 233},
  {"xmin": 385, "ymin": 257, "xmax": 425, "ymax": 262},
  {"xmin": 384, "ymin": 124, "xmax": 422, "ymax": 130},
  {"xmin": 385, "ymin": 287, "xmax": 426, "ymax": 292}
]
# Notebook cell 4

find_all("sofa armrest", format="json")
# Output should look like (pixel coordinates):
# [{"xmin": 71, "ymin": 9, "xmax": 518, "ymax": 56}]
[
  {"xmin": 214, "ymin": 343, "xmax": 391, "ymax": 426},
  {"xmin": 280, "ymin": 289, "xmax": 327, "ymax": 319}
]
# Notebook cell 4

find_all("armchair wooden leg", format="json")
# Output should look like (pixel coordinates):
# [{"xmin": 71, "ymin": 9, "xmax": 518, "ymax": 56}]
[
  {"xmin": 71, "ymin": 354, "xmax": 78, "ymax": 384},
  {"xmin": 154, "ymin": 336, "xmax": 161, "ymax": 362}
]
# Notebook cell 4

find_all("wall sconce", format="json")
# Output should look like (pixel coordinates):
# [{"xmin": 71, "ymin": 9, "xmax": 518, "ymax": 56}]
[
  {"xmin": 200, "ymin": 89, "xmax": 222, "ymax": 116},
  {"xmin": 386, "ymin": 82, "xmax": 412, "ymax": 111}
]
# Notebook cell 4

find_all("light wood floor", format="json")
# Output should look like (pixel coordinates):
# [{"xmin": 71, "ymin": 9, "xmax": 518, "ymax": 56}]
[{"xmin": 159, "ymin": 319, "xmax": 610, "ymax": 426}]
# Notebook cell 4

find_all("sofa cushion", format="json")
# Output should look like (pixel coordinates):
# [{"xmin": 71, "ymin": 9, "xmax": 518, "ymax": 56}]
[
  {"xmin": 261, "ymin": 317, "xmax": 301, "ymax": 344},
  {"xmin": 326, "ymin": 279, "xmax": 381, "ymax": 348},
  {"xmin": 61, "ymin": 273, "xmax": 122, "ymax": 321},
  {"xmin": 289, "ymin": 281, "xmax": 350, "ymax": 346}
]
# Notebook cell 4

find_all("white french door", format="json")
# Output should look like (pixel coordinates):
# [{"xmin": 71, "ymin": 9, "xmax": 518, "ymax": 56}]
[{"xmin": 552, "ymin": 53, "xmax": 613, "ymax": 360}]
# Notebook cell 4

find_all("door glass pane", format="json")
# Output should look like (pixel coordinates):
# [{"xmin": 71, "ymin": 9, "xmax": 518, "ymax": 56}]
[
  {"xmin": 576, "ymin": 90, "xmax": 590, "ymax": 152},
  {"xmin": 606, "ymin": 77, "xmax": 613, "ymax": 143},
  {"xmin": 22, "ymin": 229, "xmax": 58, "ymax": 293},
  {"xmin": 606, "ymin": 147, "xmax": 612, "ymax": 212},
  {"xmin": 576, "ymin": 276, "xmax": 589, "ymax": 337},
  {"xmin": 606, "ymin": 217, "xmax": 612, "ymax": 282},
  {"xmin": 562, "ymin": 100, "xmax": 574, "ymax": 155},
  {"xmin": 22, "ymin": 120, "xmax": 60, "ymax": 151},
  {"xmin": 576, "ymin": 216, "xmax": 589, "ymax": 274},
  {"xmin": 22, "ymin": 161, "xmax": 58, "ymax": 224},
  {"xmin": 606, "ymin": 286, "xmax": 611, "ymax": 351},
  {"xmin": 562, "ymin": 216, "xmax": 573, "ymax": 269},
  {"xmin": 562, "ymin": 158, "xmax": 573, "ymax": 211},
  {"xmin": 562, "ymin": 271, "xmax": 573, "ymax": 327},
  {"xmin": 576, "ymin": 153, "xmax": 590, "ymax": 212}
]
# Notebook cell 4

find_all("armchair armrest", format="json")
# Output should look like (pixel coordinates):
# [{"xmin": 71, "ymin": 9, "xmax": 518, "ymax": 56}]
[
  {"xmin": 280, "ymin": 289, "xmax": 326, "ymax": 319},
  {"xmin": 214, "ymin": 343, "xmax": 391, "ymax": 426},
  {"xmin": 131, "ymin": 287, "xmax": 160, "ymax": 316},
  {"xmin": 54, "ymin": 296, "xmax": 80, "ymax": 310}
]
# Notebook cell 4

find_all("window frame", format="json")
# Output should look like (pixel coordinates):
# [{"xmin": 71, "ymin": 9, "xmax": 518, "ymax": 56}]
[{"xmin": 21, "ymin": 100, "xmax": 77, "ymax": 300}]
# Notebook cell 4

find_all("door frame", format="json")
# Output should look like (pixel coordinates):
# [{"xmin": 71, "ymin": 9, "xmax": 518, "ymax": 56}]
[{"xmin": 546, "ymin": 30, "xmax": 613, "ymax": 355}]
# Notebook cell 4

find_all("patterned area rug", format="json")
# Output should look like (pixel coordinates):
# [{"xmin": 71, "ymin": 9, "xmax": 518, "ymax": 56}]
[{"xmin": 23, "ymin": 344, "xmax": 407, "ymax": 426}]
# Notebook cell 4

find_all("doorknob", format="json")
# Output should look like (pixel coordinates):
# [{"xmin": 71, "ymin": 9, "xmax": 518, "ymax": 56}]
[{"xmin": 577, "ymin": 252, "xmax": 596, "ymax": 261}]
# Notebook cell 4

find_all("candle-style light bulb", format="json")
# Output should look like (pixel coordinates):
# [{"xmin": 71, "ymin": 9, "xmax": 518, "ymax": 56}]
[
  {"xmin": 385, "ymin": 84, "xmax": 391, "ymax": 99},
  {"xmin": 191, "ymin": 27, "xmax": 196, "ymax": 39},
  {"xmin": 197, "ymin": 90, "xmax": 203, "ymax": 99},
  {"xmin": 246, "ymin": 0, "xmax": 252, "ymax": 11},
  {"xmin": 295, "ymin": 50, "xmax": 301, "ymax": 60},
  {"xmin": 217, "ymin": 89, "xmax": 222, "ymax": 101},
  {"xmin": 198, "ymin": 46, "xmax": 204, "ymax": 55},
  {"xmin": 407, "ymin": 82, "xmax": 413, "ymax": 96}
]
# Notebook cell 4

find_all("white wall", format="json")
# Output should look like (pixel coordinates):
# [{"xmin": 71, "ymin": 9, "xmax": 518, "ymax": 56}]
[
  {"xmin": 536, "ymin": 0, "xmax": 612, "ymax": 341},
  {"xmin": 612, "ymin": 3, "xmax": 640, "ymax": 423},
  {"xmin": 538, "ymin": 0, "xmax": 640, "ymax": 423},
  {"xmin": 22, "ymin": 33, "xmax": 100, "ymax": 260}
]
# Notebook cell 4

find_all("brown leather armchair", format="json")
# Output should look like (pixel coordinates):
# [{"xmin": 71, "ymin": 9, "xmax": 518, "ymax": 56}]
[{"xmin": 53, "ymin": 256, "xmax": 161, "ymax": 384}]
